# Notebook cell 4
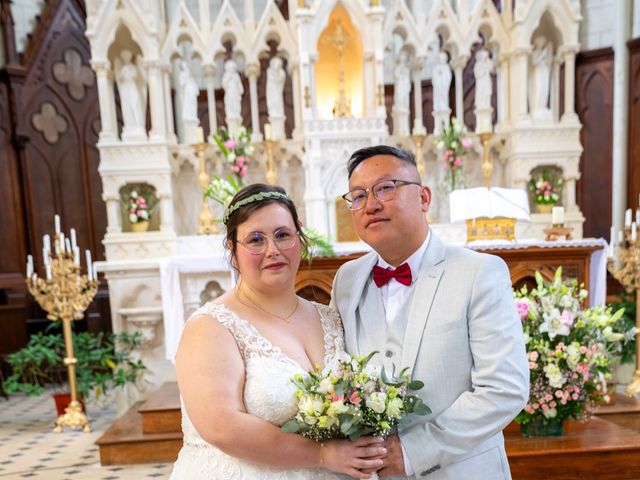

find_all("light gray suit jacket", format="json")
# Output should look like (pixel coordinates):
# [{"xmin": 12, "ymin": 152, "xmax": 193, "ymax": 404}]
[{"xmin": 331, "ymin": 233, "xmax": 529, "ymax": 479}]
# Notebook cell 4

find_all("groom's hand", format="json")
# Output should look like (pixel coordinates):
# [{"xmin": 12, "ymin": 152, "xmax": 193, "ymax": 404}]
[{"xmin": 377, "ymin": 435, "xmax": 406, "ymax": 477}]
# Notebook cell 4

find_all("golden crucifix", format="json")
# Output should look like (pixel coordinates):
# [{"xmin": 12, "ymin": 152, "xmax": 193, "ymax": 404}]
[{"xmin": 325, "ymin": 19, "xmax": 352, "ymax": 117}]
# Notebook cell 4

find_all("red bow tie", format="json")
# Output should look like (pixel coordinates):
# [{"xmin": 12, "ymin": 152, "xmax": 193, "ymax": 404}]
[{"xmin": 372, "ymin": 263, "xmax": 412, "ymax": 287}]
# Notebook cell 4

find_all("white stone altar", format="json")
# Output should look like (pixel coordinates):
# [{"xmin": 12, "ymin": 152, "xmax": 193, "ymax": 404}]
[{"xmin": 85, "ymin": 0, "xmax": 588, "ymax": 407}]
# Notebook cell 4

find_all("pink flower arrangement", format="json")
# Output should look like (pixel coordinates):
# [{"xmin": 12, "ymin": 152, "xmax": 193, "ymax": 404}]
[
  {"xmin": 212, "ymin": 126, "xmax": 254, "ymax": 183},
  {"xmin": 529, "ymin": 169, "xmax": 563, "ymax": 205},
  {"xmin": 514, "ymin": 268, "xmax": 632, "ymax": 431},
  {"xmin": 127, "ymin": 190, "xmax": 151, "ymax": 224},
  {"xmin": 435, "ymin": 117, "xmax": 471, "ymax": 191}
]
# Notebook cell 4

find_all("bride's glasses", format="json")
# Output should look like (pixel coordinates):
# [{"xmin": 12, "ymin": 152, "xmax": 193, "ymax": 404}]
[{"xmin": 238, "ymin": 228, "xmax": 299, "ymax": 255}]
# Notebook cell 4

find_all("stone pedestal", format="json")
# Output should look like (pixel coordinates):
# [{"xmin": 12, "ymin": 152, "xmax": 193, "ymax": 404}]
[
  {"xmin": 182, "ymin": 119, "xmax": 200, "ymax": 145},
  {"xmin": 433, "ymin": 109, "xmax": 451, "ymax": 134},
  {"xmin": 475, "ymin": 107, "xmax": 493, "ymax": 134},
  {"xmin": 269, "ymin": 116, "xmax": 286, "ymax": 140}
]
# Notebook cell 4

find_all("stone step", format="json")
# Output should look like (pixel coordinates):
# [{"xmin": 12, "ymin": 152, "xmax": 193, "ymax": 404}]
[
  {"xmin": 138, "ymin": 381, "xmax": 181, "ymax": 434},
  {"xmin": 95, "ymin": 400, "xmax": 181, "ymax": 465}
]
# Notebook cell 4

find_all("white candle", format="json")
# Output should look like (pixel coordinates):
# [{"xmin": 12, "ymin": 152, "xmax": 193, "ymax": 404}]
[
  {"xmin": 45, "ymin": 264, "xmax": 52, "ymax": 281},
  {"xmin": 625, "ymin": 208, "xmax": 632, "ymax": 227},
  {"xmin": 31, "ymin": 273, "xmax": 37, "ymax": 284},
  {"xmin": 70, "ymin": 228, "xmax": 77, "ymax": 250},
  {"xmin": 59, "ymin": 232, "xmax": 65, "ymax": 253},
  {"xmin": 73, "ymin": 246, "xmax": 80, "ymax": 265},
  {"xmin": 26, "ymin": 255, "xmax": 33, "ymax": 278},
  {"xmin": 619, "ymin": 229, "xmax": 624, "ymax": 245},
  {"xmin": 264, "ymin": 123, "xmax": 272, "ymax": 141},
  {"xmin": 54, "ymin": 214, "xmax": 60, "ymax": 234},
  {"xmin": 636, "ymin": 209, "xmax": 640, "ymax": 225},
  {"xmin": 552, "ymin": 206, "xmax": 564, "ymax": 225},
  {"xmin": 93, "ymin": 262, "xmax": 98, "ymax": 281},
  {"xmin": 42, "ymin": 247, "xmax": 49, "ymax": 266},
  {"xmin": 65, "ymin": 239, "xmax": 71, "ymax": 255},
  {"xmin": 85, "ymin": 250, "xmax": 93, "ymax": 280},
  {"xmin": 195, "ymin": 126, "xmax": 204, "ymax": 144},
  {"xmin": 632, "ymin": 222, "xmax": 637, "ymax": 241},
  {"xmin": 43, "ymin": 234, "xmax": 51, "ymax": 253}
]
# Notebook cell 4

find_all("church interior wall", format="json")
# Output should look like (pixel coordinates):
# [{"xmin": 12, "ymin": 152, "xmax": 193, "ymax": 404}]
[{"xmin": 635, "ymin": 0, "xmax": 640, "ymax": 37}]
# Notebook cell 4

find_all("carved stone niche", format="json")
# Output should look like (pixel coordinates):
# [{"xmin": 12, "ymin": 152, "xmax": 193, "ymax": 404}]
[{"xmin": 118, "ymin": 307, "xmax": 163, "ymax": 348}]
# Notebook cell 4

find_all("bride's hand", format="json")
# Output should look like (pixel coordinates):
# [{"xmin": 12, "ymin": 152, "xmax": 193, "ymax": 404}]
[{"xmin": 321, "ymin": 437, "xmax": 386, "ymax": 479}]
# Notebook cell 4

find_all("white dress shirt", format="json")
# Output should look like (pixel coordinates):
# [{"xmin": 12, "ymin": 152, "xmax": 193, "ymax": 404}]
[{"xmin": 374, "ymin": 230, "xmax": 431, "ymax": 475}]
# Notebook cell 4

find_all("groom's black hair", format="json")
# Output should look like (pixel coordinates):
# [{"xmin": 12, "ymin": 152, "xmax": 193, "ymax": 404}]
[{"xmin": 346, "ymin": 145, "xmax": 416, "ymax": 178}]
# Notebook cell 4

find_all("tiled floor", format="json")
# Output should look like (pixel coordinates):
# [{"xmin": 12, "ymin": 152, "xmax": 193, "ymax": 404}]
[{"xmin": 0, "ymin": 391, "xmax": 173, "ymax": 479}]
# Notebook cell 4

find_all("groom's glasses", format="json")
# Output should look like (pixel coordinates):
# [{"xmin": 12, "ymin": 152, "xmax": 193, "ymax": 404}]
[
  {"xmin": 342, "ymin": 179, "xmax": 422, "ymax": 211},
  {"xmin": 238, "ymin": 228, "xmax": 299, "ymax": 255}
]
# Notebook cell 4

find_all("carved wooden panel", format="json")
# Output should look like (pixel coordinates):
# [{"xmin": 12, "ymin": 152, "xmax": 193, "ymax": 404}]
[
  {"xmin": 628, "ymin": 38, "xmax": 640, "ymax": 211},
  {"xmin": 575, "ymin": 48, "xmax": 614, "ymax": 239},
  {"xmin": 295, "ymin": 246, "xmax": 601, "ymax": 305}
]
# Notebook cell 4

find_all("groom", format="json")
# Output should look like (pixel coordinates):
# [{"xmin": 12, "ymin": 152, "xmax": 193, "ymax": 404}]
[{"xmin": 331, "ymin": 146, "xmax": 529, "ymax": 479}]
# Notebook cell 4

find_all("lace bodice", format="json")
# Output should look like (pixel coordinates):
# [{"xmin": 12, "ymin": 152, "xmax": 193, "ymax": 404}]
[{"xmin": 170, "ymin": 301, "xmax": 347, "ymax": 480}]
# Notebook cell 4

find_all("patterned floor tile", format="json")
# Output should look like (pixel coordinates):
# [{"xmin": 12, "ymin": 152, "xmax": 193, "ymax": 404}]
[{"xmin": 0, "ymin": 392, "xmax": 172, "ymax": 479}]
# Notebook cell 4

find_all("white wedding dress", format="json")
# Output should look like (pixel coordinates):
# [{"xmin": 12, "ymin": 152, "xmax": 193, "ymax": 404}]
[{"xmin": 169, "ymin": 302, "xmax": 349, "ymax": 480}]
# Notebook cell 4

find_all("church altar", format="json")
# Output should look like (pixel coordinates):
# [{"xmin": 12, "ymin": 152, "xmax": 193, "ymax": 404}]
[{"xmin": 83, "ymin": 0, "xmax": 592, "ymax": 405}]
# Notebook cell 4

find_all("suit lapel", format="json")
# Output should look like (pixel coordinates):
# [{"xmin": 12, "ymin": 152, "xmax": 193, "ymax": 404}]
[
  {"xmin": 341, "ymin": 253, "xmax": 378, "ymax": 355},
  {"xmin": 400, "ymin": 232, "xmax": 446, "ymax": 369},
  {"xmin": 356, "ymin": 279, "xmax": 386, "ymax": 356}
]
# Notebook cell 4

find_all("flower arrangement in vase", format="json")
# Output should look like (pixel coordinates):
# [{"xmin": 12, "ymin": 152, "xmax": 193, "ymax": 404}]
[
  {"xmin": 435, "ymin": 117, "xmax": 471, "ymax": 192},
  {"xmin": 514, "ymin": 268, "xmax": 633, "ymax": 436},
  {"xmin": 529, "ymin": 169, "xmax": 563, "ymax": 213},
  {"xmin": 127, "ymin": 189, "xmax": 154, "ymax": 232},
  {"xmin": 211, "ymin": 126, "xmax": 254, "ymax": 184}
]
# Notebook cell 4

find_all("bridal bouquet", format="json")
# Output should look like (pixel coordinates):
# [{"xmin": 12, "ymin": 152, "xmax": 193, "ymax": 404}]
[{"xmin": 282, "ymin": 351, "xmax": 430, "ymax": 441}]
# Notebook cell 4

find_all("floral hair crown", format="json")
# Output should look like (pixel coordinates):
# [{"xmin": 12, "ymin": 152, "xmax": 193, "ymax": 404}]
[{"xmin": 223, "ymin": 191, "xmax": 291, "ymax": 225}]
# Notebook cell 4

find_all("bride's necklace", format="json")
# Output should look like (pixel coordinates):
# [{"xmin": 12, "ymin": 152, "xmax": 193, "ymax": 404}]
[{"xmin": 235, "ymin": 287, "xmax": 299, "ymax": 323}]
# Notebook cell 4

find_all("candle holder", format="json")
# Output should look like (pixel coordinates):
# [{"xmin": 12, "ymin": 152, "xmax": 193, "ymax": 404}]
[
  {"xmin": 410, "ymin": 133, "xmax": 427, "ymax": 178},
  {"xmin": 264, "ymin": 138, "xmax": 279, "ymax": 185},
  {"xmin": 26, "ymin": 224, "xmax": 98, "ymax": 432},
  {"xmin": 608, "ymin": 226, "xmax": 640, "ymax": 397},
  {"xmin": 194, "ymin": 141, "xmax": 218, "ymax": 235},
  {"xmin": 479, "ymin": 132, "xmax": 494, "ymax": 187}
]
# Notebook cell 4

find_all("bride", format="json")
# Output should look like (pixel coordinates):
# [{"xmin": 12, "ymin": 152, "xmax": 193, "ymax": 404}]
[{"xmin": 170, "ymin": 184, "xmax": 385, "ymax": 479}]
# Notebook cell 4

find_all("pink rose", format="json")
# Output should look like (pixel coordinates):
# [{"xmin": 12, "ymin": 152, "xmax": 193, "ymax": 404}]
[
  {"xmin": 461, "ymin": 137, "xmax": 471, "ymax": 148},
  {"xmin": 236, "ymin": 156, "xmax": 245, "ymax": 166},
  {"xmin": 348, "ymin": 390, "xmax": 362, "ymax": 405},
  {"xmin": 231, "ymin": 165, "xmax": 240, "ymax": 173},
  {"xmin": 240, "ymin": 166, "xmax": 248, "ymax": 177},
  {"xmin": 224, "ymin": 139, "xmax": 238, "ymax": 149},
  {"xmin": 454, "ymin": 157, "xmax": 462, "ymax": 167}
]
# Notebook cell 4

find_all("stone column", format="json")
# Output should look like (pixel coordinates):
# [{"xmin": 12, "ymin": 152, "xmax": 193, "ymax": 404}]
[
  {"xmin": 452, "ymin": 55, "xmax": 468, "ymax": 123},
  {"xmin": 159, "ymin": 190, "xmax": 174, "ymax": 232},
  {"xmin": 92, "ymin": 60, "xmax": 117, "ymax": 142},
  {"xmin": 561, "ymin": 47, "xmax": 578, "ymax": 122},
  {"xmin": 364, "ymin": 52, "xmax": 376, "ymax": 117},
  {"xmin": 146, "ymin": 62, "xmax": 167, "ymax": 140},
  {"xmin": 510, "ymin": 48, "xmax": 529, "ymax": 122},
  {"xmin": 611, "ymin": 0, "xmax": 633, "ymax": 232},
  {"xmin": 103, "ymin": 193, "xmax": 121, "ymax": 233},
  {"xmin": 412, "ymin": 58, "xmax": 426, "ymax": 134},
  {"xmin": 551, "ymin": 55, "xmax": 561, "ymax": 122},
  {"xmin": 308, "ymin": 54, "xmax": 317, "ymax": 118},
  {"xmin": 289, "ymin": 60, "xmax": 303, "ymax": 139},
  {"xmin": 203, "ymin": 64, "xmax": 218, "ymax": 136},
  {"xmin": 496, "ymin": 54, "xmax": 509, "ymax": 128},
  {"xmin": 303, "ymin": 139, "xmax": 328, "ymax": 235},
  {"xmin": 246, "ymin": 63, "xmax": 261, "ymax": 141},
  {"xmin": 161, "ymin": 63, "xmax": 176, "ymax": 143}
]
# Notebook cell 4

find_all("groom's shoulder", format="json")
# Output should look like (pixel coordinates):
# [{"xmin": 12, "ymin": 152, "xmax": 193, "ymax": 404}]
[{"xmin": 336, "ymin": 251, "xmax": 377, "ymax": 279}]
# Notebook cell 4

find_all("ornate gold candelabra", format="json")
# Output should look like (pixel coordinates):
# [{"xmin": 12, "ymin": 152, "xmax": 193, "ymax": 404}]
[
  {"xmin": 608, "ymin": 223, "xmax": 640, "ymax": 397},
  {"xmin": 195, "ymin": 137, "xmax": 217, "ymax": 235},
  {"xmin": 26, "ymin": 220, "xmax": 98, "ymax": 432},
  {"xmin": 410, "ymin": 133, "xmax": 427, "ymax": 178},
  {"xmin": 479, "ymin": 132, "xmax": 494, "ymax": 187}
]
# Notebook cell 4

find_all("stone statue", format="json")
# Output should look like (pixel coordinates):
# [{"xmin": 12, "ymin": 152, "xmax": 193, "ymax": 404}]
[
  {"xmin": 531, "ymin": 36, "xmax": 552, "ymax": 112},
  {"xmin": 222, "ymin": 59, "xmax": 243, "ymax": 120},
  {"xmin": 393, "ymin": 50, "xmax": 411, "ymax": 112},
  {"xmin": 266, "ymin": 56, "xmax": 286, "ymax": 118},
  {"xmin": 473, "ymin": 49, "xmax": 493, "ymax": 110},
  {"xmin": 179, "ymin": 60, "xmax": 199, "ymax": 121},
  {"xmin": 114, "ymin": 49, "xmax": 146, "ymax": 133},
  {"xmin": 432, "ymin": 52, "xmax": 452, "ymax": 112}
]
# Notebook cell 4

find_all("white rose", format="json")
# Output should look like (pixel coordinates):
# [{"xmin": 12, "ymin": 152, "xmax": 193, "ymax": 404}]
[
  {"xmin": 542, "ymin": 407, "xmax": 557, "ymax": 419},
  {"xmin": 228, "ymin": 152, "xmax": 236, "ymax": 161},
  {"xmin": 139, "ymin": 210, "xmax": 149, "ymax": 220},
  {"xmin": 385, "ymin": 397, "xmax": 404, "ymax": 419},
  {"xmin": 131, "ymin": 190, "xmax": 138, "ymax": 199},
  {"xmin": 129, "ymin": 213, "xmax": 137, "ymax": 223},
  {"xmin": 318, "ymin": 378, "xmax": 335, "ymax": 395},
  {"xmin": 365, "ymin": 392, "xmax": 387, "ymax": 414},
  {"xmin": 299, "ymin": 395, "xmax": 324, "ymax": 416},
  {"xmin": 327, "ymin": 399, "xmax": 348, "ymax": 417}
]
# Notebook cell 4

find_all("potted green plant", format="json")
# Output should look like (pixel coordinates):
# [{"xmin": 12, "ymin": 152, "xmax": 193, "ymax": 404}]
[{"xmin": 3, "ymin": 329, "xmax": 146, "ymax": 414}]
